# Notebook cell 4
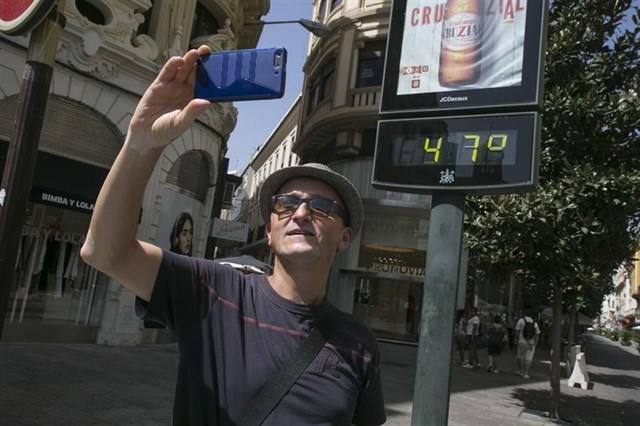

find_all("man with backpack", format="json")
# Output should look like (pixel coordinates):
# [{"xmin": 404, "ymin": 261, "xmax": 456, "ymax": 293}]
[{"xmin": 515, "ymin": 310, "xmax": 541, "ymax": 378}]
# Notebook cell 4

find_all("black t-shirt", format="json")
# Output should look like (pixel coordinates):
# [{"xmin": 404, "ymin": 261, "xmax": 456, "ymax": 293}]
[{"xmin": 136, "ymin": 250, "xmax": 386, "ymax": 425}]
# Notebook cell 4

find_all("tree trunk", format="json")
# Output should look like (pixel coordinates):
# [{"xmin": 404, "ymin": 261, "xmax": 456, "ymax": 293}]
[
  {"xmin": 549, "ymin": 287, "xmax": 563, "ymax": 420},
  {"xmin": 565, "ymin": 303, "xmax": 577, "ymax": 377},
  {"xmin": 567, "ymin": 303, "xmax": 576, "ymax": 347}
]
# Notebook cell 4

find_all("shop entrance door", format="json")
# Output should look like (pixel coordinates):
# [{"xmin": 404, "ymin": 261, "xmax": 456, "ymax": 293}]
[{"xmin": 353, "ymin": 277, "xmax": 422, "ymax": 342}]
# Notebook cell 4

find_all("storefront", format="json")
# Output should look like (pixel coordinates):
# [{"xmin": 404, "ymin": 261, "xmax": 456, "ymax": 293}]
[
  {"xmin": 339, "ymin": 207, "xmax": 429, "ymax": 343},
  {"xmin": 1, "ymin": 145, "xmax": 110, "ymax": 342}
]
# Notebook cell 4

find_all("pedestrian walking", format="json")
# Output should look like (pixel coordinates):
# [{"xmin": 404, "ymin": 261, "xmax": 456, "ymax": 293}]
[
  {"xmin": 515, "ymin": 310, "xmax": 541, "ymax": 378},
  {"xmin": 453, "ymin": 309, "xmax": 467, "ymax": 366},
  {"xmin": 464, "ymin": 307, "xmax": 481, "ymax": 369},
  {"xmin": 486, "ymin": 315, "xmax": 507, "ymax": 373},
  {"xmin": 80, "ymin": 46, "xmax": 385, "ymax": 425}
]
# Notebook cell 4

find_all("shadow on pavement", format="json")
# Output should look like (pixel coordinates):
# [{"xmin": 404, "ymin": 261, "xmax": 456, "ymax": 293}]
[
  {"xmin": 588, "ymin": 372, "xmax": 640, "ymax": 390},
  {"xmin": 583, "ymin": 339, "xmax": 640, "ymax": 371},
  {"xmin": 512, "ymin": 387, "xmax": 640, "ymax": 426}
]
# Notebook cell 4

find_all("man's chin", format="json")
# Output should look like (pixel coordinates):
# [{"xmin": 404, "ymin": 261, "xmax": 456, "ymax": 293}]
[{"xmin": 278, "ymin": 246, "xmax": 319, "ymax": 262}]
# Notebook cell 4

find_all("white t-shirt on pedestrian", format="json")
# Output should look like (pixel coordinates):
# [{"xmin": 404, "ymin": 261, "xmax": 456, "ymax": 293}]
[
  {"xmin": 515, "ymin": 316, "xmax": 540, "ymax": 344},
  {"xmin": 466, "ymin": 315, "xmax": 480, "ymax": 336}
]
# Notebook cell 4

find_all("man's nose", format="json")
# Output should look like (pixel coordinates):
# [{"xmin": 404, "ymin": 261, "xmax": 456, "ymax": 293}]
[{"xmin": 291, "ymin": 200, "xmax": 312, "ymax": 220}]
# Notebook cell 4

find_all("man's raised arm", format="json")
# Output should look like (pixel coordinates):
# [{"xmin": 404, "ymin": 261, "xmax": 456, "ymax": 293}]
[{"xmin": 80, "ymin": 47, "xmax": 211, "ymax": 301}]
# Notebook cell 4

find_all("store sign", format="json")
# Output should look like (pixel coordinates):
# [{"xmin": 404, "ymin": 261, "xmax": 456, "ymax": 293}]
[
  {"xmin": 31, "ymin": 188, "xmax": 95, "ymax": 213},
  {"xmin": 370, "ymin": 262, "xmax": 426, "ymax": 277},
  {"xmin": 22, "ymin": 225, "xmax": 86, "ymax": 244},
  {"xmin": 212, "ymin": 218, "xmax": 249, "ymax": 243},
  {"xmin": 0, "ymin": 0, "xmax": 56, "ymax": 36}
]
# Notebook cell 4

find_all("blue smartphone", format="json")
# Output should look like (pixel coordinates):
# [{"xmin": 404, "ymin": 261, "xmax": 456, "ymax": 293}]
[{"xmin": 194, "ymin": 47, "xmax": 287, "ymax": 102}]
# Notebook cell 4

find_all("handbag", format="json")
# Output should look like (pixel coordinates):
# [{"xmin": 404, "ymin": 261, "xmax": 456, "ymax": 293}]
[{"xmin": 236, "ymin": 315, "xmax": 335, "ymax": 426}]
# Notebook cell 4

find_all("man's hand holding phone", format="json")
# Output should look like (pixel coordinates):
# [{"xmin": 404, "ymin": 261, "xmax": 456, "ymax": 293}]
[{"xmin": 127, "ymin": 45, "xmax": 212, "ymax": 154}]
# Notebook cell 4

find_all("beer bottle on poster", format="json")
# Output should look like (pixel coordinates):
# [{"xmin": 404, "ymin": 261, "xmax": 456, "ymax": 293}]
[{"xmin": 438, "ymin": 0, "xmax": 482, "ymax": 87}]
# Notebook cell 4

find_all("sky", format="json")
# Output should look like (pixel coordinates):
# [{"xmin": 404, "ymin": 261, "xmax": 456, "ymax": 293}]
[{"xmin": 226, "ymin": 0, "xmax": 313, "ymax": 173}]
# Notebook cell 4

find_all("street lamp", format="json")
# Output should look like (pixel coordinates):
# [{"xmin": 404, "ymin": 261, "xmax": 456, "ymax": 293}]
[{"xmin": 248, "ymin": 18, "xmax": 331, "ymax": 38}]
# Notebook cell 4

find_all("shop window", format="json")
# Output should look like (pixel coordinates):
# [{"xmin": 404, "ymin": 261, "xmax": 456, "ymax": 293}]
[
  {"xmin": 358, "ymin": 212, "xmax": 428, "ymax": 273},
  {"xmin": 356, "ymin": 41, "xmax": 386, "ymax": 88},
  {"xmin": 353, "ymin": 277, "xmax": 422, "ymax": 341},
  {"xmin": 307, "ymin": 61, "xmax": 336, "ymax": 115},
  {"xmin": 75, "ymin": 0, "xmax": 108, "ymax": 25},
  {"xmin": 191, "ymin": 1, "xmax": 220, "ymax": 40}
]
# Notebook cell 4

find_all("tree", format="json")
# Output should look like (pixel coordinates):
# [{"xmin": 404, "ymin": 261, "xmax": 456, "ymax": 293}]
[{"xmin": 465, "ymin": 0, "xmax": 640, "ymax": 420}]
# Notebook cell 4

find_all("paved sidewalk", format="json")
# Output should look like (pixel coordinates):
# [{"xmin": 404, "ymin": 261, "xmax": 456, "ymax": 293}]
[
  {"xmin": 383, "ymin": 333, "xmax": 640, "ymax": 425},
  {"xmin": 0, "ymin": 333, "xmax": 638, "ymax": 425}
]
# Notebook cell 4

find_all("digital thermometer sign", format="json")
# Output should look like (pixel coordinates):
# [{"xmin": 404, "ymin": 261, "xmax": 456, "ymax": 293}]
[{"xmin": 373, "ymin": 112, "xmax": 540, "ymax": 194}]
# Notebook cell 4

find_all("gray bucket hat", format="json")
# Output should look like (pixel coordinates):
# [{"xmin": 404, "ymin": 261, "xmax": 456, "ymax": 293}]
[{"xmin": 258, "ymin": 163, "xmax": 364, "ymax": 237}]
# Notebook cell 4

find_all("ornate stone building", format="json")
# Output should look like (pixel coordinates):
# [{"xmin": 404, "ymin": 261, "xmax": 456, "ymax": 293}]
[{"xmin": 0, "ymin": 0, "xmax": 269, "ymax": 344}]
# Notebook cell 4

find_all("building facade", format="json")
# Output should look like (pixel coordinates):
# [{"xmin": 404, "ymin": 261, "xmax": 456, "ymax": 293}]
[
  {"xmin": 601, "ymin": 248, "xmax": 640, "ymax": 330},
  {"xmin": 1, "ymin": 0, "xmax": 269, "ymax": 344}
]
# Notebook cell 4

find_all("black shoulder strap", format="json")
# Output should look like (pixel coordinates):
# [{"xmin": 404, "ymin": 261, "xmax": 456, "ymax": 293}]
[{"xmin": 236, "ymin": 314, "xmax": 336, "ymax": 426}]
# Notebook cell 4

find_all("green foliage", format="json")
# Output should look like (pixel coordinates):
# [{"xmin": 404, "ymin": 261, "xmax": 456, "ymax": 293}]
[
  {"xmin": 465, "ymin": 0, "xmax": 640, "ymax": 311},
  {"xmin": 620, "ymin": 330, "xmax": 632, "ymax": 345}
]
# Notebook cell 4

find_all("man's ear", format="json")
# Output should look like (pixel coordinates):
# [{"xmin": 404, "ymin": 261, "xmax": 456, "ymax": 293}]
[
  {"xmin": 266, "ymin": 222, "xmax": 272, "ymax": 247},
  {"xmin": 336, "ymin": 226, "xmax": 353, "ymax": 253}
]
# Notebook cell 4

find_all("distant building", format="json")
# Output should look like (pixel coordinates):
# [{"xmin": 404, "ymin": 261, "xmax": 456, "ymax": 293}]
[
  {"xmin": 602, "ymin": 248, "xmax": 640, "ymax": 329},
  {"xmin": 229, "ymin": 97, "xmax": 301, "ymax": 263}
]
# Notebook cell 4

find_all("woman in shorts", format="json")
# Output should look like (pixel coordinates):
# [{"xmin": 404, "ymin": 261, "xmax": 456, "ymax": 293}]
[{"xmin": 487, "ymin": 315, "xmax": 507, "ymax": 373}]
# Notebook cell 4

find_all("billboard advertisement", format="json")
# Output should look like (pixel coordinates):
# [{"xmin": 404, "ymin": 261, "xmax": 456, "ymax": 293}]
[
  {"xmin": 380, "ymin": 0, "xmax": 547, "ymax": 114},
  {"xmin": 397, "ymin": 0, "xmax": 527, "ymax": 95}
]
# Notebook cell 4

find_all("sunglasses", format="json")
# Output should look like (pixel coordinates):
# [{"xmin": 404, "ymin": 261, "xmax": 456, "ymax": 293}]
[{"xmin": 271, "ymin": 194, "xmax": 347, "ymax": 222}]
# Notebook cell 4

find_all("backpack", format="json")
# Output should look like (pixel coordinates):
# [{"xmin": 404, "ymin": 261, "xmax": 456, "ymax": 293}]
[{"xmin": 522, "ymin": 318, "xmax": 536, "ymax": 340}]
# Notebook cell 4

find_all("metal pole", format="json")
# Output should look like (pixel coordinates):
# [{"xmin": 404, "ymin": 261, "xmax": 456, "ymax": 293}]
[
  {"xmin": 0, "ymin": 3, "xmax": 65, "ymax": 341},
  {"xmin": 411, "ymin": 193, "xmax": 465, "ymax": 426}
]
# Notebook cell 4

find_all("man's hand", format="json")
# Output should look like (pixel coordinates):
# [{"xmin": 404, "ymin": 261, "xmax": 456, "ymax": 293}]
[{"xmin": 127, "ymin": 45, "xmax": 212, "ymax": 153}]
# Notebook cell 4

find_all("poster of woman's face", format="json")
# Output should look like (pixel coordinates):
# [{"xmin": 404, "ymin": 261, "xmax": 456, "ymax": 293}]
[
  {"xmin": 157, "ymin": 187, "xmax": 203, "ymax": 256},
  {"xmin": 170, "ymin": 212, "xmax": 193, "ymax": 256}
]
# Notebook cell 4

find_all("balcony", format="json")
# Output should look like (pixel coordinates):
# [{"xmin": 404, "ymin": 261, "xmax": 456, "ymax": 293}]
[
  {"xmin": 351, "ymin": 87, "xmax": 380, "ymax": 108},
  {"xmin": 300, "ymin": 87, "xmax": 381, "ymax": 151}
]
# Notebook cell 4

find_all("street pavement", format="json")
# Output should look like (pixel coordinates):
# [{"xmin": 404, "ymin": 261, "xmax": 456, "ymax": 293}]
[{"xmin": 0, "ymin": 333, "xmax": 638, "ymax": 425}]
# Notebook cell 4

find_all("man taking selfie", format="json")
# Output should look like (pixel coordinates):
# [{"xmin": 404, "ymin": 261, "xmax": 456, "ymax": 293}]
[{"xmin": 81, "ymin": 46, "xmax": 386, "ymax": 425}]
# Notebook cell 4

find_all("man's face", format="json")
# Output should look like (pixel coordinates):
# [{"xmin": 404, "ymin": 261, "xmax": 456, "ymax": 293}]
[{"xmin": 266, "ymin": 177, "xmax": 353, "ymax": 265}]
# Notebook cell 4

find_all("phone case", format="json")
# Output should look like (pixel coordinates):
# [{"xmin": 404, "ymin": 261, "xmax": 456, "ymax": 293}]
[{"xmin": 194, "ymin": 47, "xmax": 287, "ymax": 102}]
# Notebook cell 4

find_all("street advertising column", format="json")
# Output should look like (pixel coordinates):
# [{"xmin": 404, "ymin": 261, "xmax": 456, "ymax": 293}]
[{"xmin": 373, "ymin": 1, "xmax": 548, "ymax": 424}]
